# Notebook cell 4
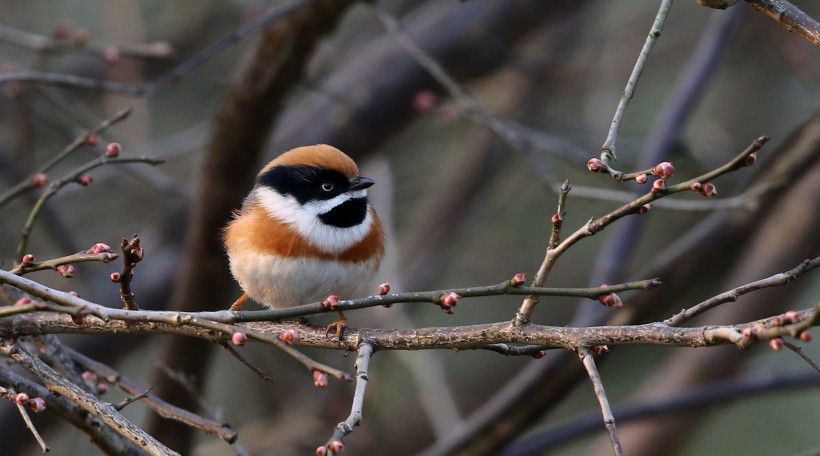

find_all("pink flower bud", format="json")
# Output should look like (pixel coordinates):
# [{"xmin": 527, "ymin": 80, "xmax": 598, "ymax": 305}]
[
  {"xmin": 328, "ymin": 440, "xmax": 344, "ymax": 453},
  {"xmin": 57, "ymin": 264, "xmax": 76, "ymax": 278},
  {"xmin": 105, "ymin": 143, "xmax": 121, "ymax": 158},
  {"xmin": 651, "ymin": 178, "xmax": 666, "ymax": 193},
  {"xmin": 84, "ymin": 133, "xmax": 99, "ymax": 146},
  {"xmin": 313, "ymin": 370, "xmax": 329, "ymax": 389},
  {"xmin": 741, "ymin": 327, "xmax": 757, "ymax": 340},
  {"xmin": 316, "ymin": 446, "xmax": 328, "ymax": 456},
  {"xmin": 31, "ymin": 173, "xmax": 49, "ymax": 188},
  {"xmin": 378, "ymin": 282, "xmax": 390, "ymax": 295},
  {"xmin": 769, "ymin": 337, "xmax": 784, "ymax": 351},
  {"xmin": 15, "ymin": 298, "xmax": 32, "ymax": 307},
  {"xmin": 742, "ymin": 152, "xmax": 757, "ymax": 167},
  {"xmin": 587, "ymin": 158, "xmax": 604, "ymax": 173},
  {"xmin": 598, "ymin": 293, "xmax": 623, "ymax": 308},
  {"xmin": 279, "ymin": 329, "xmax": 300, "ymax": 345},
  {"xmin": 29, "ymin": 397, "xmax": 46, "ymax": 413},
  {"xmin": 15, "ymin": 393, "xmax": 29, "ymax": 405},
  {"xmin": 412, "ymin": 90, "xmax": 438, "ymax": 112},
  {"xmin": 699, "ymin": 182, "xmax": 717, "ymax": 197},
  {"xmin": 323, "ymin": 295, "xmax": 341, "ymax": 310},
  {"xmin": 653, "ymin": 162, "xmax": 675, "ymax": 179},
  {"xmin": 800, "ymin": 331, "xmax": 812, "ymax": 342},
  {"xmin": 72, "ymin": 28, "xmax": 90, "ymax": 47},
  {"xmin": 21, "ymin": 254, "xmax": 35, "ymax": 266},
  {"xmin": 110, "ymin": 272, "xmax": 121, "ymax": 283},
  {"xmin": 636, "ymin": 203, "xmax": 652, "ymax": 214},
  {"xmin": 103, "ymin": 47, "xmax": 121, "ymax": 65},
  {"xmin": 783, "ymin": 311, "xmax": 800, "ymax": 324},
  {"xmin": 510, "ymin": 273, "xmax": 527, "ymax": 287},
  {"xmin": 82, "ymin": 371, "xmax": 98, "ymax": 383},
  {"xmin": 53, "ymin": 20, "xmax": 74, "ymax": 40},
  {"xmin": 87, "ymin": 242, "xmax": 113, "ymax": 254},
  {"xmin": 531, "ymin": 351, "xmax": 545, "ymax": 359},
  {"xmin": 771, "ymin": 316, "xmax": 784, "ymax": 326},
  {"xmin": 439, "ymin": 292, "xmax": 461, "ymax": 313},
  {"xmin": 77, "ymin": 174, "xmax": 94, "ymax": 186},
  {"xmin": 551, "ymin": 213, "xmax": 563, "ymax": 227},
  {"xmin": 231, "ymin": 332, "xmax": 248, "ymax": 346},
  {"xmin": 635, "ymin": 173, "xmax": 648, "ymax": 184},
  {"xmin": 129, "ymin": 247, "xmax": 144, "ymax": 262},
  {"xmin": 68, "ymin": 290, "xmax": 80, "ymax": 297},
  {"xmin": 96, "ymin": 383, "xmax": 108, "ymax": 395},
  {"xmin": 689, "ymin": 182, "xmax": 702, "ymax": 192}
]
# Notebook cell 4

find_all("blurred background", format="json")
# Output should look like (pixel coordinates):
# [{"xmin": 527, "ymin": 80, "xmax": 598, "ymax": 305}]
[{"xmin": 0, "ymin": 0, "xmax": 818, "ymax": 455}]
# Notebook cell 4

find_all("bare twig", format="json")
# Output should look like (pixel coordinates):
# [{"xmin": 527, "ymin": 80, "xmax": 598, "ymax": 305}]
[
  {"xmin": 220, "ymin": 342, "xmax": 275, "ymax": 384},
  {"xmin": 112, "ymin": 389, "xmax": 152, "ymax": 412},
  {"xmin": 69, "ymin": 349, "xmax": 238, "ymax": 443},
  {"xmin": 746, "ymin": 0, "xmax": 820, "ymax": 48},
  {"xmin": 782, "ymin": 340, "xmax": 820, "ymax": 374},
  {"xmin": 665, "ymin": 257, "xmax": 820, "ymax": 326},
  {"xmin": 0, "ymin": 341, "xmax": 177, "ymax": 456},
  {"xmin": 16, "ymin": 402, "xmax": 49, "ymax": 453},
  {"xmin": 321, "ymin": 343, "xmax": 373, "ymax": 455},
  {"xmin": 601, "ymin": 0, "xmax": 673, "ymax": 168},
  {"xmin": 578, "ymin": 348, "xmax": 622, "ymax": 456},
  {"xmin": 10, "ymin": 251, "xmax": 119, "ymax": 275},
  {"xmin": 0, "ymin": 24, "xmax": 174, "ymax": 59},
  {"xmin": 0, "ymin": 108, "xmax": 132, "ymax": 209}
]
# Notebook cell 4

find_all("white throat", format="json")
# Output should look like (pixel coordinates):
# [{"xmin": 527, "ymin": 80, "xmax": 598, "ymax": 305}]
[{"xmin": 254, "ymin": 186, "xmax": 372, "ymax": 255}]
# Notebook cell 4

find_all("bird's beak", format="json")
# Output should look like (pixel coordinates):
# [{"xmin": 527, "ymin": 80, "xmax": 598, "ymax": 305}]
[{"xmin": 349, "ymin": 176, "xmax": 375, "ymax": 191}]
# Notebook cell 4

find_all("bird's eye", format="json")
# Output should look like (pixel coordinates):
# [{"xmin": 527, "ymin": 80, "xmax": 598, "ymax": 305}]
[{"xmin": 321, "ymin": 182, "xmax": 334, "ymax": 192}]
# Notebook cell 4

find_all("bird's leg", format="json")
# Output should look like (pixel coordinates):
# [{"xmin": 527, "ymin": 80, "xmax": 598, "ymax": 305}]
[
  {"xmin": 326, "ymin": 309, "xmax": 348, "ymax": 341},
  {"xmin": 229, "ymin": 293, "xmax": 249, "ymax": 311}
]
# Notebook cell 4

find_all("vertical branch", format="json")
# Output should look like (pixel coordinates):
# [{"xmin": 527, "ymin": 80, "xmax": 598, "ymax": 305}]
[
  {"xmin": 514, "ymin": 181, "xmax": 571, "ymax": 325},
  {"xmin": 601, "ymin": 0, "xmax": 674, "ymax": 167},
  {"xmin": 578, "ymin": 348, "xmax": 623, "ymax": 456},
  {"xmin": 321, "ymin": 343, "xmax": 374, "ymax": 454}
]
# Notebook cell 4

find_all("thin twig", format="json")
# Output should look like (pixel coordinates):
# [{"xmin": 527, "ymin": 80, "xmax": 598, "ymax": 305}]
[
  {"xmin": 665, "ymin": 257, "xmax": 820, "ymax": 326},
  {"xmin": 0, "ymin": 24, "xmax": 175, "ymax": 59},
  {"xmin": 321, "ymin": 343, "xmax": 374, "ymax": 454},
  {"xmin": 220, "ymin": 342, "xmax": 275, "ymax": 384},
  {"xmin": 16, "ymin": 402, "xmax": 50, "ymax": 453},
  {"xmin": 0, "ymin": 108, "xmax": 132, "ymax": 210},
  {"xmin": 14, "ymin": 155, "xmax": 164, "ymax": 263},
  {"xmin": 578, "ymin": 348, "xmax": 622, "ymax": 456},
  {"xmin": 782, "ymin": 340, "xmax": 820, "ymax": 374},
  {"xmin": 113, "ymin": 389, "xmax": 152, "ymax": 412},
  {"xmin": 601, "ymin": 0, "xmax": 674, "ymax": 168},
  {"xmin": 10, "ymin": 251, "xmax": 119, "ymax": 275},
  {"xmin": 0, "ymin": 341, "xmax": 177, "ymax": 456},
  {"xmin": 118, "ymin": 235, "xmax": 142, "ymax": 310}
]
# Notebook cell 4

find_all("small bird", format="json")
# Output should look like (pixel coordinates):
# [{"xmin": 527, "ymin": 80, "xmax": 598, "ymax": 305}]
[{"xmin": 223, "ymin": 144, "xmax": 385, "ymax": 335}]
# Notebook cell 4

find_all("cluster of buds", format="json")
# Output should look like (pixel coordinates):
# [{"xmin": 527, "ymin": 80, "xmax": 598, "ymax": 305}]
[
  {"xmin": 313, "ymin": 370, "xmax": 329, "ymax": 389},
  {"xmin": 14, "ymin": 393, "xmax": 47, "ymax": 413},
  {"xmin": 323, "ymin": 295, "xmax": 341, "ymax": 310},
  {"xmin": 510, "ymin": 273, "xmax": 527, "ymax": 287},
  {"xmin": 81, "ymin": 371, "xmax": 107, "ymax": 395},
  {"xmin": 57, "ymin": 264, "xmax": 76, "ymax": 278},
  {"xmin": 439, "ymin": 292, "xmax": 461, "ymax": 314},
  {"xmin": 771, "ymin": 310, "xmax": 801, "ymax": 326},
  {"xmin": 279, "ymin": 329, "xmax": 300, "ymax": 345},
  {"xmin": 691, "ymin": 181, "xmax": 718, "ymax": 197},
  {"xmin": 586, "ymin": 158, "xmax": 605, "ymax": 173}
]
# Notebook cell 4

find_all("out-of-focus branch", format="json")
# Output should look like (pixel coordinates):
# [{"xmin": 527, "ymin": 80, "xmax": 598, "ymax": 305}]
[{"xmin": 746, "ymin": 0, "xmax": 820, "ymax": 48}]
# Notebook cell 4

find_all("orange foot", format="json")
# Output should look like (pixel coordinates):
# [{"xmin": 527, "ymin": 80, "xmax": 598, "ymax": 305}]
[
  {"xmin": 326, "ymin": 310, "xmax": 348, "ymax": 341},
  {"xmin": 229, "ymin": 293, "xmax": 249, "ymax": 311}
]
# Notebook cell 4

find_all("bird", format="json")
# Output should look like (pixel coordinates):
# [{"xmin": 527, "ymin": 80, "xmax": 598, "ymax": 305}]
[{"xmin": 223, "ymin": 144, "xmax": 385, "ymax": 336}]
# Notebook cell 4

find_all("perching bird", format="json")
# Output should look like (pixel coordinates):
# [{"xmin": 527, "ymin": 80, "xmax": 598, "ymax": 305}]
[{"xmin": 224, "ymin": 144, "xmax": 385, "ymax": 334}]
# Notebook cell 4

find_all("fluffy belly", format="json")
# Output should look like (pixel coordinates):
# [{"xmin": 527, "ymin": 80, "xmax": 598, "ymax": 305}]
[{"xmin": 229, "ymin": 253, "xmax": 380, "ymax": 308}]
